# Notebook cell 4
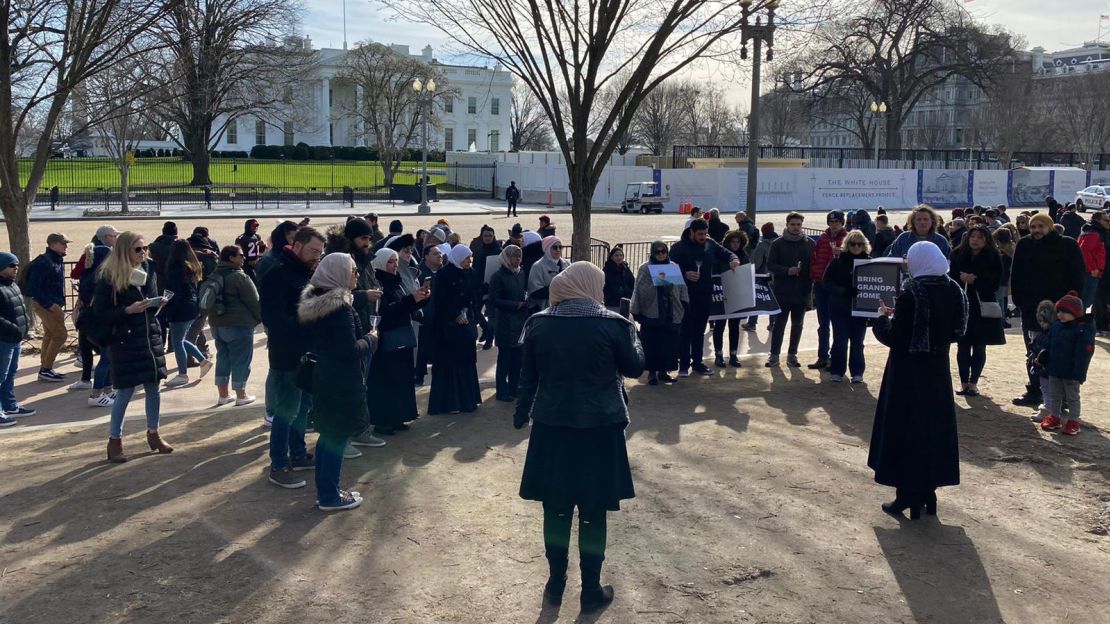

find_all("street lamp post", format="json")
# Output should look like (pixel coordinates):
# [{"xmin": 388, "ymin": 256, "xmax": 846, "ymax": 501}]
[
  {"xmin": 740, "ymin": 0, "xmax": 778, "ymax": 222},
  {"xmin": 870, "ymin": 101, "xmax": 887, "ymax": 167},
  {"xmin": 413, "ymin": 77, "xmax": 437, "ymax": 215}
]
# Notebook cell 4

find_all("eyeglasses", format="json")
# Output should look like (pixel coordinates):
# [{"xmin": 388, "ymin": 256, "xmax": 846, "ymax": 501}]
[
  {"xmin": 847, "ymin": 242, "xmax": 864, "ymax": 248},
  {"xmin": 132, "ymin": 246, "xmax": 148, "ymax": 253}
]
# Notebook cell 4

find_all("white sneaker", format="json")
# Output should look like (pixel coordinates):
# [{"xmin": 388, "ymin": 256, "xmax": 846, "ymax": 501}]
[
  {"xmin": 198, "ymin": 360, "xmax": 214, "ymax": 378},
  {"xmin": 235, "ymin": 395, "xmax": 256, "ymax": 406},
  {"xmin": 263, "ymin": 413, "xmax": 274, "ymax": 428},
  {"xmin": 164, "ymin": 374, "xmax": 189, "ymax": 388},
  {"xmin": 829, "ymin": 374, "xmax": 843, "ymax": 382},
  {"xmin": 217, "ymin": 396, "xmax": 235, "ymax": 406},
  {"xmin": 88, "ymin": 394, "xmax": 114, "ymax": 408},
  {"xmin": 343, "ymin": 442, "xmax": 362, "ymax": 459},
  {"xmin": 67, "ymin": 380, "xmax": 92, "ymax": 391},
  {"xmin": 850, "ymin": 375, "xmax": 864, "ymax": 384}
]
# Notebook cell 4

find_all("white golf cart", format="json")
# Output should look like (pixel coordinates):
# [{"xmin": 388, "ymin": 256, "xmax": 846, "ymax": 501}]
[{"xmin": 620, "ymin": 182, "xmax": 668, "ymax": 214}]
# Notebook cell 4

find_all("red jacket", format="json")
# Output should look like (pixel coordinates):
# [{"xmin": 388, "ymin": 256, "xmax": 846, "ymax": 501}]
[
  {"xmin": 1078, "ymin": 229, "xmax": 1106, "ymax": 276},
  {"xmin": 810, "ymin": 228, "xmax": 848, "ymax": 283}
]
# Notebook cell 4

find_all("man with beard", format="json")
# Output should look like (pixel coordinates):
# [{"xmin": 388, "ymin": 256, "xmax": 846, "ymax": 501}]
[{"xmin": 669, "ymin": 219, "xmax": 739, "ymax": 376}]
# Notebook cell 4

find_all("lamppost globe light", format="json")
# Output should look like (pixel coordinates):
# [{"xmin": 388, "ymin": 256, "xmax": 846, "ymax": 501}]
[
  {"xmin": 427, "ymin": 79, "xmax": 436, "ymax": 92},
  {"xmin": 879, "ymin": 102, "xmax": 887, "ymax": 113},
  {"xmin": 870, "ymin": 101, "xmax": 878, "ymax": 113},
  {"xmin": 413, "ymin": 78, "xmax": 422, "ymax": 92}
]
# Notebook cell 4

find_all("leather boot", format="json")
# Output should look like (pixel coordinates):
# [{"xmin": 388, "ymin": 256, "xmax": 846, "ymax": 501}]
[
  {"xmin": 107, "ymin": 437, "xmax": 128, "ymax": 463},
  {"xmin": 146, "ymin": 430, "xmax": 174, "ymax": 454},
  {"xmin": 579, "ymin": 553, "xmax": 614, "ymax": 610},
  {"xmin": 543, "ymin": 545, "xmax": 568, "ymax": 605}
]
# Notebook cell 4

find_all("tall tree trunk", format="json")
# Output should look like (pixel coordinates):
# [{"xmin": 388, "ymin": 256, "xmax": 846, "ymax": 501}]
[
  {"xmin": 381, "ymin": 159, "xmax": 395, "ymax": 188},
  {"xmin": 120, "ymin": 165, "xmax": 130, "ymax": 214},
  {"xmin": 184, "ymin": 119, "xmax": 212, "ymax": 185},
  {"xmin": 0, "ymin": 193, "xmax": 32, "ymax": 265},
  {"xmin": 568, "ymin": 169, "xmax": 595, "ymax": 262}
]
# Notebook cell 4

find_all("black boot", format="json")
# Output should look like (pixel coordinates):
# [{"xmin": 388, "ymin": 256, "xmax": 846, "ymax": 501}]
[
  {"xmin": 579, "ymin": 554, "xmax": 614, "ymax": 611},
  {"xmin": 543, "ymin": 546, "xmax": 568, "ymax": 605},
  {"xmin": 714, "ymin": 354, "xmax": 726, "ymax": 368},
  {"xmin": 924, "ymin": 490, "xmax": 937, "ymax": 516},
  {"xmin": 729, "ymin": 354, "xmax": 742, "ymax": 367},
  {"xmin": 881, "ymin": 488, "xmax": 922, "ymax": 520}
]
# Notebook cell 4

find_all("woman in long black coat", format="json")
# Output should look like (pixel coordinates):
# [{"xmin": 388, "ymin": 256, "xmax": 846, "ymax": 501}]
[
  {"xmin": 948, "ymin": 225, "xmax": 1006, "ymax": 396},
  {"xmin": 298, "ymin": 253, "xmax": 377, "ymax": 511},
  {"xmin": 601, "ymin": 246, "xmax": 635, "ymax": 313},
  {"xmin": 93, "ymin": 232, "xmax": 172, "ymax": 463},
  {"xmin": 428, "ymin": 245, "xmax": 482, "ymax": 415},
  {"xmin": 869, "ymin": 241, "xmax": 967, "ymax": 519},
  {"xmin": 368, "ymin": 248, "xmax": 429, "ymax": 434}
]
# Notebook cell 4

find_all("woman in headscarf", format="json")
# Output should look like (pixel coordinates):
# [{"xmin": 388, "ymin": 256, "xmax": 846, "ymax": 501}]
[
  {"xmin": 514, "ymin": 261, "xmax": 644, "ymax": 611},
  {"xmin": 869, "ymin": 241, "xmax": 967, "ymax": 520},
  {"xmin": 630, "ymin": 241, "xmax": 689, "ymax": 386},
  {"xmin": 527, "ymin": 236, "xmax": 568, "ymax": 312},
  {"xmin": 414, "ymin": 242, "xmax": 448, "ymax": 386},
  {"xmin": 521, "ymin": 231, "xmax": 544, "ymax": 279},
  {"xmin": 428, "ymin": 245, "xmax": 482, "ymax": 415},
  {"xmin": 297, "ymin": 252, "xmax": 377, "ymax": 511},
  {"xmin": 602, "ymin": 246, "xmax": 635, "ymax": 314},
  {"xmin": 488, "ymin": 244, "xmax": 528, "ymax": 401},
  {"xmin": 367, "ymin": 248, "xmax": 430, "ymax": 435}
]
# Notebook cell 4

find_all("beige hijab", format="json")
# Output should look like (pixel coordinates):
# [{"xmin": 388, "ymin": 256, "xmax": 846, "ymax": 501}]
[{"xmin": 549, "ymin": 261, "xmax": 604, "ymax": 305}]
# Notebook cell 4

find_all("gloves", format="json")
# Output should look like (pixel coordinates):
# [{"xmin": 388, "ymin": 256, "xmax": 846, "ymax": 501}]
[{"xmin": 513, "ymin": 411, "xmax": 530, "ymax": 430}]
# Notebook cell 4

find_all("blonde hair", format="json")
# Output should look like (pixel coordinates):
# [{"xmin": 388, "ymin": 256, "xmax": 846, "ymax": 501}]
[
  {"xmin": 904, "ymin": 204, "xmax": 940, "ymax": 234},
  {"xmin": 97, "ymin": 231, "xmax": 145, "ymax": 293},
  {"xmin": 82, "ymin": 243, "xmax": 96, "ymax": 267},
  {"xmin": 842, "ymin": 230, "xmax": 871, "ymax": 255}
]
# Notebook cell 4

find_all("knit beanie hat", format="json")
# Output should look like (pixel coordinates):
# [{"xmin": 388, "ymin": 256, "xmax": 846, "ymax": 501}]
[
  {"xmin": 343, "ymin": 218, "xmax": 373, "ymax": 241},
  {"xmin": 1029, "ymin": 213, "xmax": 1054, "ymax": 230},
  {"xmin": 0, "ymin": 251, "xmax": 18, "ymax": 268},
  {"xmin": 1035, "ymin": 300, "xmax": 1056, "ymax": 327},
  {"xmin": 389, "ymin": 219, "xmax": 404, "ymax": 234},
  {"xmin": 1055, "ymin": 290, "xmax": 1084, "ymax": 318},
  {"xmin": 480, "ymin": 224, "xmax": 495, "ymax": 234},
  {"xmin": 827, "ymin": 210, "xmax": 845, "ymax": 224}
]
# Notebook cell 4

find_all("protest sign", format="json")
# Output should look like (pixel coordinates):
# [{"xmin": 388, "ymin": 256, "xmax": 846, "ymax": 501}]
[
  {"xmin": 483, "ymin": 258, "xmax": 500, "ymax": 284},
  {"xmin": 721, "ymin": 264, "xmax": 756, "ymax": 312},
  {"xmin": 852, "ymin": 258, "xmax": 904, "ymax": 318},
  {"xmin": 711, "ymin": 273, "xmax": 780, "ymax": 320},
  {"xmin": 650, "ymin": 262, "xmax": 685, "ymax": 286}
]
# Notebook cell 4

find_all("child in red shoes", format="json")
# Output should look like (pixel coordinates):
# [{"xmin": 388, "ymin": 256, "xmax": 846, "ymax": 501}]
[{"xmin": 1038, "ymin": 291, "xmax": 1095, "ymax": 436}]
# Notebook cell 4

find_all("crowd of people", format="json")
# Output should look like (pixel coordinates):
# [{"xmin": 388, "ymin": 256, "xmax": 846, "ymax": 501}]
[{"xmin": 0, "ymin": 198, "xmax": 1104, "ymax": 609}]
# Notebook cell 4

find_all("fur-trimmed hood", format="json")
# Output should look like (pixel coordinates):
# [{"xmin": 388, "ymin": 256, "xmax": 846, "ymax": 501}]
[{"xmin": 297, "ymin": 285, "xmax": 353, "ymax": 323}]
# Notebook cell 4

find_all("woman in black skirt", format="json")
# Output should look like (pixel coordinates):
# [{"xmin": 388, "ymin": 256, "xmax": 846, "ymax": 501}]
[
  {"xmin": 514, "ymin": 261, "xmax": 645, "ymax": 610},
  {"xmin": 630, "ymin": 241, "xmax": 688, "ymax": 385},
  {"xmin": 427, "ymin": 245, "xmax": 482, "ymax": 415}
]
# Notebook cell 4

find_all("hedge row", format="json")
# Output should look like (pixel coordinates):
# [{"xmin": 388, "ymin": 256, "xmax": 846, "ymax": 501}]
[{"xmin": 248, "ymin": 143, "xmax": 445, "ymax": 162}]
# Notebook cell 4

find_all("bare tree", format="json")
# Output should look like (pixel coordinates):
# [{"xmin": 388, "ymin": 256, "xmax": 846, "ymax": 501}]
[
  {"xmin": 631, "ymin": 82, "xmax": 686, "ymax": 156},
  {"xmin": 392, "ymin": 0, "xmax": 824, "ymax": 259},
  {"xmin": 1053, "ymin": 72, "xmax": 1110, "ymax": 170},
  {"xmin": 759, "ymin": 87, "xmax": 808, "ymax": 146},
  {"xmin": 509, "ymin": 85, "xmax": 554, "ymax": 152},
  {"xmin": 149, "ymin": 0, "xmax": 311, "ymax": 186},
  {"xmin": 795, "ymin": 0, "xmax": 1016, "ymax": 151},
  {"xmin": 965, "ymin": 65, "xmax": 1043, "ymax": 166},
  {"xmin": 339, "ymin": 41, "xmax": 453, "ymax": 187},
  {"xmin": 0, "ymin": 0, "xmax": 168, "ymax": 263}
]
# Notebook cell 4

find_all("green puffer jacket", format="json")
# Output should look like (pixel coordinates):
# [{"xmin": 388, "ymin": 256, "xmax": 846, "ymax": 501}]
[{"xmin": 207, "ymin": 261, "xmax": 261, "ymax": 327}]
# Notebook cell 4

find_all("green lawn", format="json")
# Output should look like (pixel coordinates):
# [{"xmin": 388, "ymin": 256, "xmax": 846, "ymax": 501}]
[{"xmin": 20, "ymin": 158, "xmax": 459, "ymax": 191}]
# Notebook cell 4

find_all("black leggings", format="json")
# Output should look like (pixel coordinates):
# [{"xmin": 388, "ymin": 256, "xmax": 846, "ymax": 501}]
[
  {"xmin": 956, "ymin": 340, "xmax": 987, "ymax": 384},
  {"xmin": 543, "ymin": 502, "xmax": 607, "ymax": 561},
  {"xmin": 712, "ymin": 318, "xmax": 740, "ymax": 356}
]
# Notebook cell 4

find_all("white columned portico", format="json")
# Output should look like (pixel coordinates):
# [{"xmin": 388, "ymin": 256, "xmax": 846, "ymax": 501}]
[
  {"xmin": 320, "ymin": 76, "xmax": 332, "ymax": 146},
  {"xmin": 355, "ymin": 84, "xmax": 365, "ymax": 147}
]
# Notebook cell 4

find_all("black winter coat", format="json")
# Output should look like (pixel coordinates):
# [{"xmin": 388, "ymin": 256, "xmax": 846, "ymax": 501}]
[
  {"xmin": 93, "ymin": 263, "xmax": 168, "ymax": 389},
  {"xmin": 471, "ymin": 240, "xmax": 503, "ymax": 292},
  {"xmin": 374, "ymin": 269, "xmax": 424, "ymax": 332},
  {"xmin": 1010, "ymin": 232, "xmax": 1086, "ymax": 310},
  {"xmin": 522, "ymin": 241, "xmax": 544, "ymax": 277},
  {"xmin": 821, "ymin": 251, "xmax": 870, "ymax": 309},
  {"xmin": 0, "ymin": 278, "xmax": 30, "ymax": 343},
  {"xmin": 766, "ymin": 235, "xmax": 816, "ymax": 305},
  {"xmin": 669, "ymin": 231, "xmax": 737, "ymax": 304},
  {"xmin": 1061, "ymin": 211, "xmax": 1085, "ymax": 239},
  {"xmin": 297, "ymin": 287, "xmax": 375, "ymax": 438},
  {"xmin": 162, "ymin": 264, "xmax": 200, "ymax": 324},
  {"xmin": 602, "ymin": 261, "xmax": 635, "ymax": 308},
  {"xmin": 949, "ymin": 247, "xmax": 1005, "ymax": 345},
  {"xmin": 868, "ymin": 279, "xmax": 965, "ymax": 491},
  {"xmin": 148, "ymin": 234, "xmax": 177, "ymax": 292},
  {"xmin": 488, "ymin": 264, "xmax": 528, "ymax": 347},
  {"xmin": 706, "ymin": 218, "xmax": 729, "ymax": 243},
  {"xmin": 514, "ymin": 310, "xmax": 644, "ymax": 429},
  {"xmin": 874, "ymin": 228, "xmax": 897, "ymax": 257},
  {"xmin": 430, "ymin": 262, "xmax": 478, "ymax": 365},
  {"xmin": 259, "ymin": 249, "xmax": 314, "ymax": 372}
]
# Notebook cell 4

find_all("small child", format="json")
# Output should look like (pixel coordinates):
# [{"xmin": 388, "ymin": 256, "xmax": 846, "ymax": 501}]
[
  {"xmin": 1038, "ymin": 291, "xmax": 1095, "ymax": 435},
  {"xmin": 1028, "ymin": 300, "xmax": 1056, "ymax": 423}
]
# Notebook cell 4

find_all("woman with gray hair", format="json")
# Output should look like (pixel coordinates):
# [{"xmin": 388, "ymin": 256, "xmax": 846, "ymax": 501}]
[
  {"xmin": 488, "ymin": 244, "xmax": 528, "ymax": 401},
  {"xmin": 514, "ymin": 261, "xmax": 645, "ymax": 611},
  {"xmin": 297, "ymin": 253, "xmax": 377, "ymax": 511}
]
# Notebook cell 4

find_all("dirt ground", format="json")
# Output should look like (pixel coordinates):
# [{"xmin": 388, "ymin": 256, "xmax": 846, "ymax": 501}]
[{"xmin": 1, "ymin": 325, "xmax": 1108, "ymax": 623}]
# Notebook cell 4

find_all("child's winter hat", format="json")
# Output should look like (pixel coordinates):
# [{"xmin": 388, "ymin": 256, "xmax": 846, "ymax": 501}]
[
  {"xmin": 1035, "ymin": 300, "xmax": 1056, "ymax": 326},
  {"xmin": 1055, "ymin": 291, "xmax": 1084, "ymax": 319}
]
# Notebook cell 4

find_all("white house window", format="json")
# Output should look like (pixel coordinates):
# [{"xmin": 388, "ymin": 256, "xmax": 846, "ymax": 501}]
[
  {"xmin": 227, "ymin": 119, "xmax": 238, "ymax": 145},
  {"xmin": 489, "ymin": 130, "xmax": 500, "ymax": 151},
  {"xmin": 444, "ymin": 128, "xmax": 454, "ymax": 151},
  {"xmin": 255, "ymin": 120, "xmax": 266, "ymax": 145},
  {"xmin": 283, "ymin": 121, "xmax": 294, "ymax": 146},
  {"xmin": 444, "ymin": 98, "xmax": 453, "ymax": 113},
  {"xmin": 468, "ymin": 96, "xmax": 477, "ymax": 114},
  {"xmin": 491, "ymin": 97, "xmax": 500, "ymax": 115},
  {"xmin": 467, "ymin": 128, "xmax": 477, "ymax": 149}
]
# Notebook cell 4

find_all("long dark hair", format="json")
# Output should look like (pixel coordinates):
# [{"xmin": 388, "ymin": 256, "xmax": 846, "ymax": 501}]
[
  {"xmin": 167, "ymin": 239, "xmax": 202, "ymax": 282},
  {"xmin": 953, "ymin": 224, "xmax": 998, "ymax": 257}
]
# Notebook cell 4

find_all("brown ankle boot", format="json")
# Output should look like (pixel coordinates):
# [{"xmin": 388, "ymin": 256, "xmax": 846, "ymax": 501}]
[
  {"xmin": 147, "ymin": 430, "xmax": 174, "ymax": 454},
  {"xmin": 107, "ymin": 437, "xmax": 128, "ymax": 463}
]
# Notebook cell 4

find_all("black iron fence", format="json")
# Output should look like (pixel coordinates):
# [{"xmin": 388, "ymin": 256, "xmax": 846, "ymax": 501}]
[{"xmin": 671, "ymin": 145, "xmax": 1109, "ymax": 170}]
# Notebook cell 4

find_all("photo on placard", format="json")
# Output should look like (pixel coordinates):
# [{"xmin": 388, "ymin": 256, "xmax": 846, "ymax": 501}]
[{"xmin": 650, "ymin": 262, "xmax": 685, "ymax": 287}]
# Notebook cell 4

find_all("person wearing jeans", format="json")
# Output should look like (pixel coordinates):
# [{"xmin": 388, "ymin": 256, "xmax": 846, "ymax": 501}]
[
  {"xmin": 70, "ymin": 243, "xmax": 114, "ymax": 406},
  {"xmin": 163, "ymin": 240, "xmax": 213, "ymax": 387},
  {"xmin": 808, "ymin": 211, "xmax": 847, "ymax": 370},
  {"xmin": 208, "ymin": 246, "xmax": 261, "ymax": 406},
  {"xmin": 765, "ymin": 213, "xmax": 815, "ymax": 368},
  {"xmin": 822, "ymin": 231, "xmax": 872, "ymax": 382},
  {"xmin": 25, "ymin": 233, "xmax": 71, "ymax": 382},
  {"xmin": 0, "ymin": 252, "xmax": 34, "ymax": 425},
  {"xmin": 668, "ymin": 219, "xmax": 739, "ymax": 376},
  {"xmin": 109, "ymin": 383, "xmax": 160, "ymax": 439}
]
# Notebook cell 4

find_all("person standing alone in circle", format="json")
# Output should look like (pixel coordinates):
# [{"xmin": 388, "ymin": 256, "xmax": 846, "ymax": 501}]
[{"xmin": 506, "ymin": 181, "xmax": 520, "ymax": 217}]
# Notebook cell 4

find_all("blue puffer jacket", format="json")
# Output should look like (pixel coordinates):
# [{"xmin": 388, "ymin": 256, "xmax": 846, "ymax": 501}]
[
  {"xmin": 25, "ymin": 249, "xmax": 66, "ymax": 309},
  {"xmin": 1045, "ymin": 319, "xmax": 1095, "ymax": 382}
]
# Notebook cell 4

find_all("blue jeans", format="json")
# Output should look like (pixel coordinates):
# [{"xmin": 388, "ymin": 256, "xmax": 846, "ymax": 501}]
[
  {"xmin": 170, "ymin": 320, "xmax": 205, "ymax": 375},
  {"xmin": 814, "ymin": 283, "xmax": 831, "ymax": 361},
  {"xmin": 0, "ymin": 341, "xmax": 22, "ymax": 411},
  {"xmin": 1081, "ymin": 275, "xmax": 1099, "ymax": 310},
  {"xmin": 212, "ymin": 325, "xmax": 254, "ymax": 390},
  {"xmin": 829, "ymin": 305, "xmax": 866, "ymax": 377},
  {"xmin": 267, "ymin": 369, "xmax": 312, "ymax": 470},
  {"xmin": 314, "ymin": 433, "xmax": 349, "ymax": 506},
  {"xmin": 109, "ymin": 383, "xmax": 161, "ymax": 438}
]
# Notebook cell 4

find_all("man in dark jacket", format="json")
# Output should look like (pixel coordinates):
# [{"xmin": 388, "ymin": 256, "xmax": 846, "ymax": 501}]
[
  {"xmin": 734, "ymin": 212, "xmax": 760, "ymax": 253},
  {"xmin": 766, "ymin": 213, "xmax": 816, "ymax": 368},
  {"xmin": 260, "ymin": 226, "xmax": 325, "ymax": 489},
  {"xmin": 489, "ymin": 245, "xmax": 528, "ymax": 400},
  {"xmin": 185, "ymin": 227, "xmax": 218, "ymax": 358},
  {"xmin": 148, "ymin": 221, "xmax": 177, "ymax": 295},
  {"xmin": 0, "ymin": 252, "xmax": 34, "ymax": 423},
  {"xmin": 874, "ymin": 214, "xmax": 897, "ymax": 257},
  {"xmin": 326, "ymin": 218, "xmax": 383, "ymax": 331},
  {"xmin": 1010, "ymin": 213, "xmax": 1087, "ymax": 406},
  {"xmin": 506, "ymin": 181, "xmax": 520, "ymax": 217},
  {"xmin": 669, "ymin": 219, "xmax": 739, "ymax": 375},
  {"xmin": 24, "ymin": 232, "xmax": 70, "ymax": 382},
  {"xmin": 1060, "ymin": 204, "xmax": 1086, "ymax": 239},
  {"xmin": 705, "ymin": 209, "xmax": 729, "ymax": 242},
  {"xmin": 235, "ymin": 218, "xmax": 267, "ymax": 283}
]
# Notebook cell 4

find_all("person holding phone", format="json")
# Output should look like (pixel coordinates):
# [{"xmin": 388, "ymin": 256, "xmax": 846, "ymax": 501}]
[
  {"xmin": 93, "ymin": 232, "xmax": 173, "ymax": 463},
  {"xmin": 162, "ymin": 240, "xmax": 214, "ymax": 388}
]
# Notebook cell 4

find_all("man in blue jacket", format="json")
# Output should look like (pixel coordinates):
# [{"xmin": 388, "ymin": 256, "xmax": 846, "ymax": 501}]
[
  {"xmin": 0, "ymin": 252, "xmax": 35, "ymax": 425},
  {"xmin": 24, "ymin": 233, "xmax": 70, "ymax": 382},
  {"xmin": 670, "ymin": 219, "xmax": 739, "ymax": 376}
]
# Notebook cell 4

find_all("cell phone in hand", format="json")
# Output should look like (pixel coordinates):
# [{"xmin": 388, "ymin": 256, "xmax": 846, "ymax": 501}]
[{"xmin": 145, "ymin": 297, "xmax": 164, "ymax": 309}]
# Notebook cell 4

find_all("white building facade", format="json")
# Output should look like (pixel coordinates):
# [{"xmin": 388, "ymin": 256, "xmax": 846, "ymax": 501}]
[{"xmin": 212, "ymin": 41, "xmax": 513, "ymax": 153}]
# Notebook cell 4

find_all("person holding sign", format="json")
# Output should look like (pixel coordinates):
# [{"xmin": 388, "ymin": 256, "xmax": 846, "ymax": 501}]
[
  {"xmin": 630, "ymin": 242, "xmax": 689, "ymax": 386},
  {"xmin": 711, "ymin": 231, "xmax": 750, "ymax": 368},
  {"xmin": 948, "ymin": 225, "xmax": 1006, "ymax": 397},
  {"xmin": 868, "ymin": 241, "xmax": 967, "ymax": 520},
  {"xmin": 669, "ymin": 220, "xmax": 739, "ymax": 376},
  {"xmin": 822, "ymin": 231, "xmax": 871, "ymax": 383},
  {"xmin": 765, "ymin": 213, "xmax": 815, "ymax": 368}
]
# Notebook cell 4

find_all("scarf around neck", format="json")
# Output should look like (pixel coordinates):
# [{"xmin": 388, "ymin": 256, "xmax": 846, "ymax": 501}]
[{"xmin": 902, "ymin": 275, "xmax": 967, "ymax": 353}]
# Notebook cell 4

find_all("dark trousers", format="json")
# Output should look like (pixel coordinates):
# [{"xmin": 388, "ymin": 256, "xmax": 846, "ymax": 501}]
[
  {"xmin": 542, "ymin": 503, "xmax": 608, "ymax": 589},
  {"xmin": 829, "ymin": 305, "xmax": 866, "ymax": 377},
  {"xmin": 507, "ymin": 199, "xmax": 518, "ymax": 216},
  {"xmin": 813, "ymin": 283, "xmax": 831, "ymax": 361},
  {"xmin": 495, "ymin": 345, "xmax": 522, "ymax": 399},
  {"xmin": 770, "ymin": 303, "xmax": 806, "ymax": 356},
  {"xmin": 956, "ymin": 340, "xmax": 988, "ymax": 385},
  {"xmin": 186, "ymin": 311, "xmax": 209, "ymax": 356},
  {"xmin": 712, "ymin": 318, "xmax": 740, "ymax": 356},
  {"xmin": 680, "ymin": 306, "xmax": 710, "ymax": 369},
  {"xmin": 1096, "ymin": 281, "xmax": 1110, "ymax": 332},
  {"xmin": 314, "ymin": 433, "xmax": 349, "ymax": 507},
  {"xmin": 78, "ymin": 331, "xmax": 111, "ymax": 389},
  {"xmin": 1020, "ymin": 307, "xmax": 1041, "ymax": 396}
]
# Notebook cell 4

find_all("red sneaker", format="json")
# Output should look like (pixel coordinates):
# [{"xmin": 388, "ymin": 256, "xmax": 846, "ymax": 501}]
[
  {"xmin": 1040, "ymin": 415, "xmax": 1061, "ymax": 431},
  {"xmin": 1061, "ymin": 420, "xmax": 1081, "ymax": 436}
]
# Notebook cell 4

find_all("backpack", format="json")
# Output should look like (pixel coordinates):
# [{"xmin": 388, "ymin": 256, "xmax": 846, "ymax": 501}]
[{"xmin": 197, "ymin": 272, "xmax": 226, "ymax": 315}]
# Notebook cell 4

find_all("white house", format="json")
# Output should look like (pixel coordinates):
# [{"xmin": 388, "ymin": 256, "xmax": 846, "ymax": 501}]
[{"xmin": 212, "ymin": 40, "xmax": 514, "ymax": 153}]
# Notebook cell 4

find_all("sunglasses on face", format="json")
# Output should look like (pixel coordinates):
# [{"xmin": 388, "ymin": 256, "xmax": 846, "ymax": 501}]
[
  {"xmin": 847, "ymin": 242, "xmax": 864, "ymax": 248},
  {"xmin": 132, "ymin": 246, "xmax": 148, "ymax": 253}
]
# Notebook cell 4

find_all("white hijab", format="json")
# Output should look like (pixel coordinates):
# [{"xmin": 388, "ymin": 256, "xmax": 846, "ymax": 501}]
[
  {"xmin": 371, "ymin": 248, "xmax": 398, "ymax": 272},
  {"xmin": 311, "ymin": 253, "xmax": 354, "ymax": 290},
  {"xmin": 907, "ymin": 241, "xmax": 948, "ymax": 277},
  {"xmin": 448, "ymin": 244, "xmax": 473, "ymax": 269}
]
